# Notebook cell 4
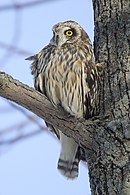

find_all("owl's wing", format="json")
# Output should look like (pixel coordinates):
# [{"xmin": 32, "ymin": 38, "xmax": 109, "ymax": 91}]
[
  {"xmin": 26, "ymin": 46, "xmax": 60, "ymax": 138},
  {"xmin": 26, "ymin": 45, "xmax": 50, "ymax": 93},
  {"xmin": 82, "ymin": 53, "xmax": 98, "ymax": 119}
]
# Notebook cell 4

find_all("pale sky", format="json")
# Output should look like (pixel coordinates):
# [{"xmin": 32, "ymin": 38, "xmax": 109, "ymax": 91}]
[{"xmin": 0, "ymin": 0, "xmax": 94, "ymax": 194}]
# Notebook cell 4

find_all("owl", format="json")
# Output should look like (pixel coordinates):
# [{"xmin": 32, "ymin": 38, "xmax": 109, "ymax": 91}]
[{"xmin": 26, "ymin": 21, "xmax": 99, "ymax": 179}]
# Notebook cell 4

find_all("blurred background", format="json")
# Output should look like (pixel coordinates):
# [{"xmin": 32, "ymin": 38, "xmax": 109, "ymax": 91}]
[{"xmin": 0, "ymin": 0, "xmax": 94, "ymax": 194}]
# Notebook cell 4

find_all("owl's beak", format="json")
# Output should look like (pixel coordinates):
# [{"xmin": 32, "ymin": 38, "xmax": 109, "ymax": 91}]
[{"xmin": 50, "ymin": 33, "xmax": 59, "ymax": 47}]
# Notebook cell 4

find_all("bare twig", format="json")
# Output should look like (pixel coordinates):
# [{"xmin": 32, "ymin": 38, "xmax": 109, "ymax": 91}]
[
  {"xmin": 0, "ymin": 41, "xmax": 32, "ymax": 57},
  {"xmin": 0, "ymin": 7, "xmax": 22, "ymax": 66},
  {"xmin": 8, "ymin": 102, "xmax": 45, "ymax": 130},
  {"xmin": 0, "ymin": 128, "xmax": 43, "ymax": 145},
  {"xmin": 0, "ymin": 0, "xmax": 58, "ymax": 11},
  {"xmin": 0, "ymin": 120, "xmax": 32, "ymax": 135}
]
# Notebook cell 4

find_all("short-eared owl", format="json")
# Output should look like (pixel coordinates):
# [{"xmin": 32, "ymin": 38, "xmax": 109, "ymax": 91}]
[{"xmin": 27, "ymin": 21, "xmax": 98, "ymax": 179}]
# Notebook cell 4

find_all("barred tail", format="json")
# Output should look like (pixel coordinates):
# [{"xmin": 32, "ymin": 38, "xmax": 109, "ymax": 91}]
[{"xmin": 58, "ymin": 132, "xmax": 79, "ymax": 179}]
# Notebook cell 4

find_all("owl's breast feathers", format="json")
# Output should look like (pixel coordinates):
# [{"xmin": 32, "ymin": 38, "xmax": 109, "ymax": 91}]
[{"xmin": 28, "ymin": 42, "xmax": 99, "ymax": 119}]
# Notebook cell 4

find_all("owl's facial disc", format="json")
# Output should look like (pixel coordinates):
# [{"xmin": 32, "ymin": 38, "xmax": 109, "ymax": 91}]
[{"xmin": 50, "ymin": 24, "xmax": 81, "ymax": 47}]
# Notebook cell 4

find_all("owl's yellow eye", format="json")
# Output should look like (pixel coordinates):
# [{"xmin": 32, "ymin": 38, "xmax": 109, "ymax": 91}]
[{"xmin": 65, "ymin": 30, "xmax": 73, "ymax": 37}]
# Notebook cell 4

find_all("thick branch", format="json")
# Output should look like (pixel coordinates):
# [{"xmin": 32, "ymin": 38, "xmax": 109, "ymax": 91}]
[{"xmin": 0, "ymin": 71, "xmax": 96, "ymax": 149}]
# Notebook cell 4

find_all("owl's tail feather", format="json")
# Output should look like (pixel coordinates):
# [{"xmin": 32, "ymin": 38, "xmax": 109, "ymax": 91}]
[
  {"xmin": 58, "ymin": 132, "xmax": 79, "ymax": 179},
  {"xmin": 58, "ymin": 156, "xmax": 79, "ymax": 179}
]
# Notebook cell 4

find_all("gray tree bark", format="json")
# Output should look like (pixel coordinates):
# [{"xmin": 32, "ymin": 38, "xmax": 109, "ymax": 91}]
[
  {"xmin": 0, "ymin": 0, "xmax": 129, "ymax": 194},
  {"xmin": 89, "ymin": 0, "xmax": 130, "ymax": 194}
]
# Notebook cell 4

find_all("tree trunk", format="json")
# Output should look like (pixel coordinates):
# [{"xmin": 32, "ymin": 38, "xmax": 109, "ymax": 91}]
[{"xmin": 88, "ymin": 0, "xmax": 130, "ymax": 194}]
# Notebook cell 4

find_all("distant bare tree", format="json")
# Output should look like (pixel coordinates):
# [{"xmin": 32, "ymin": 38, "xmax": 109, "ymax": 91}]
[{"xmin": 0, "ymin": 0, "xmax": 53, "ymax": 147}]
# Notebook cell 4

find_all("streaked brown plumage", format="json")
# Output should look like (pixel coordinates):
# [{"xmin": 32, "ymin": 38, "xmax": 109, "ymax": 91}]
[{"xmin": 27, "ymin": 21, "xmax": 99, "ymax": 179}]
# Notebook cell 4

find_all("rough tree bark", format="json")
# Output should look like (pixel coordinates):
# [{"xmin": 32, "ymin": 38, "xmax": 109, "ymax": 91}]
[
  {"xmin": 0, "ymin": 0, "xmax": 129, "ymax": 194},
  {"xmin": 89, "ymin": 0, "xmax": 130, "ymax": 194}
]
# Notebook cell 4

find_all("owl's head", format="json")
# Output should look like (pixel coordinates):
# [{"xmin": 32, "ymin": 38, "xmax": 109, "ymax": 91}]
[{"xmin": 50, "ymin": 21, "xmax": 87, "ymax": 47}]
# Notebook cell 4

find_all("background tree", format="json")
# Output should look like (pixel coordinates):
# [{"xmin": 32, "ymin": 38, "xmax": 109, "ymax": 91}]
[{"xmin": 0, "ymin": 0, "xmax": 129, "ymax": 194}]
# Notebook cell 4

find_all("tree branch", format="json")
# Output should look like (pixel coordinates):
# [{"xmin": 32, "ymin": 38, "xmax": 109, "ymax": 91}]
[
  {"xmin": 0, "ymin": 0, "xmax": 59, "ymax": 12},
  {"xmin": 0, "ymin": 71, "xmax": 97, "ymax": 149}
]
